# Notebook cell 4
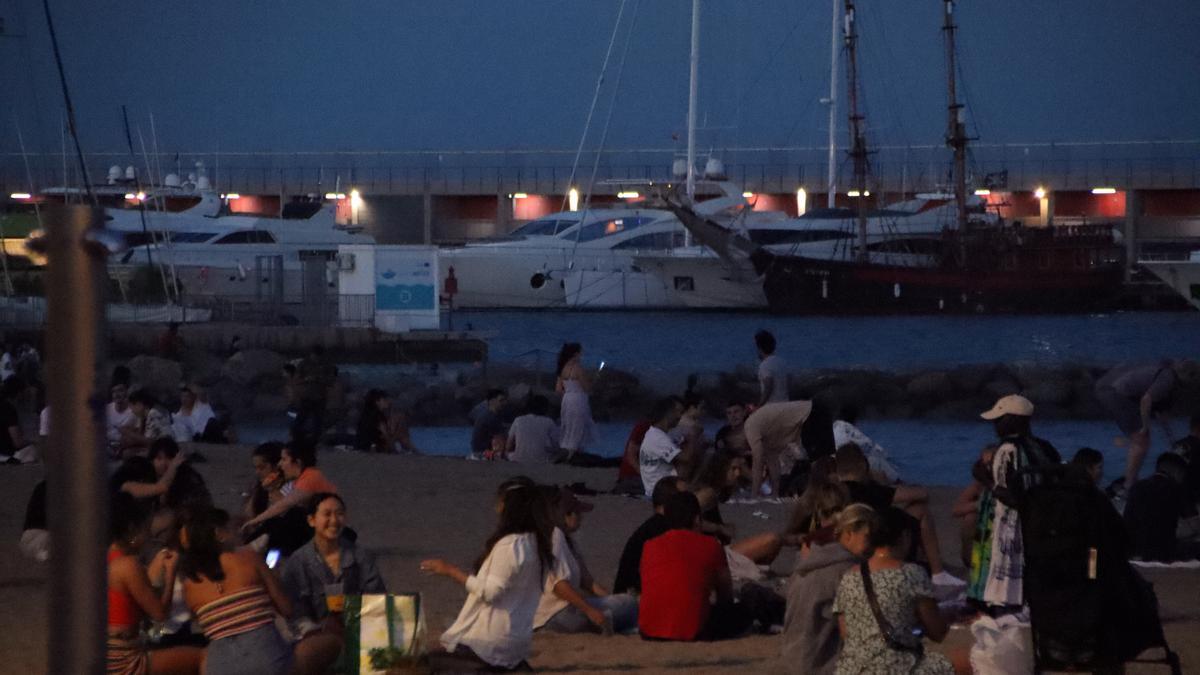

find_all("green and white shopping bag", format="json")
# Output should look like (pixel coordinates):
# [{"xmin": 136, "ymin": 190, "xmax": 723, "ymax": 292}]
[{"xmin": 335, "ymin": 593, "xmax": 427, "ymax": 674}]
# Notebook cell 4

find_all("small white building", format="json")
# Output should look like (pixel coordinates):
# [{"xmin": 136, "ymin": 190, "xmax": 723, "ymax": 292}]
[{"xmin": 337, "ymin": 245, "xmax": 439, "ymax": 332}]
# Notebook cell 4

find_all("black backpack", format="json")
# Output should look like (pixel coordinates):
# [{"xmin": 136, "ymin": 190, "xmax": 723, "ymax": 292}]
[{"xmin": 1018, "ymin": 464, "xmax": 1174, "ymax": 670}]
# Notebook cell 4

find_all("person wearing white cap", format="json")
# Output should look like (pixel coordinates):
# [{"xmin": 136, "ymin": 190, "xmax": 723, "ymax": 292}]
[{"xmin": 967, "ymin": 395, "xmax": 1061, "ymax": 609}]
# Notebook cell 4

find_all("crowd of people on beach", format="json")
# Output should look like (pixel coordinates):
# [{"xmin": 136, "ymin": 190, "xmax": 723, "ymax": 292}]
[{"xmin": 7, "ymin": 328, "xmax": 1200, "ymax": 673}]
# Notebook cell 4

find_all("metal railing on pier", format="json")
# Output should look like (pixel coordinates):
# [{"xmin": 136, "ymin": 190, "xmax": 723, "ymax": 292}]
[{"xmin": 5, "ymin": 140, "xmax": 1200, "ymax": 197}]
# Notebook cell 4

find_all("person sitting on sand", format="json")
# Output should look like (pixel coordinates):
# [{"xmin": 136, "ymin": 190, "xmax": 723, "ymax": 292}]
[
  {"xmin": 744, "ymin": 399, "xmax": 835, "ymax": 500},
  {"xmin": 119, "ymin": 389, "xmax": 175, "ymax": 456},
  {"xmin": 172, "ymin": 384, "xmax": 219, "ymax": 444},
  {"xmin": 1124, "ymin": 453, "xmax": 1200, "ymax": 562},
  {"xmin": 639, "ymin": 397, "xmax": 687, "ymax": 498},
  {"xmin": 669, "ymin": 392, "xmax": 709, "ymax": 466},
  {"xmin": 614, "ymin": 416, "xmax": 654, "ymax": 495},
  {"xmin": 778, "ymin": 503, "xmax": 878, "ymax": 675},
  {"xmin": 20, "ymin": 480, "xmax": 49, "ymax": 562},
  {"xmin": 179, "ymin": 508, "xmax": 296, "ymax": 675},
  {"xmin": 638, "ymin": 491, "xmax": 749, "ymax": 641},
  {"xmin": 242, "ymin": 442, "xmax": 311, "ymax": 556},
  {"xmin": 613, "ymin": 476, "xmax": 684, "ymax": 594},
  {"xmin": 1070, "ymin": 447, "xmax": 1106, "ymax": 487},
  {"xmin": 506, "ymin": 395, "xmax": 560, "ymax": 464},
  {"xmin": 1171, "ymin": 412, "xmax": 1200, "ymax": 501},
  {"xmin": 281, "ymin": 493, "xmax": 385, "ymax": 672},
  {"xmin": 832, "ymin": 507, "xmax": 966, "ymax": 675},
  {"xmin": 423, "ymin": 479, "xmax": 554, "ymax": 672},
  {"xmin": 833, "ymin": 405, "xmax": 900, "ymax": 485},
  {"xmin": 106, "ymin": 493, "xmax": 203, "ymax": 675},
  {"xmin": 355, "ymin": 389, "xmax": 418, "ymax": 454},
  {"xmin": 714, "ymin": 399, "xmax": 752, "ymax": 459},
  {"xmin": 242, "ymin": 441, "xmax": 336, "ymax": 536},
  {"xmin": 787, "ymin": 478, "xmax": 851, "ymax": 559},
  {"xmin": 689, "ymin": 452, "xmax": 785, "ymax": 573},
  {"xmin": 471, "ymin": 389, "xmax": 507, "ymax": 459},
  {"xmin": 535, "ymin": 486, "xmax": 639, "ymax": 634},
  {"xmin": 835, "ymin": 443, "xmax": 963, "ymax": 590}
]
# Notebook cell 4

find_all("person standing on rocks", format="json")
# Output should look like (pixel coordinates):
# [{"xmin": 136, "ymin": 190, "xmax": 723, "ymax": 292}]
[
  {"xmin": 755, "ymin": 330, "xmax": 789, "ymax": 406},
  {"xmin": 556, "ymin": 343, "xmax": 596, "ymax": 462},
  {"xmin": 1094, "ymin": 359, "xmax": 1200, "ymax": 492},
  {"xmin": 293, "ymin": 345, "xmax": 335, "ymax": 446}
]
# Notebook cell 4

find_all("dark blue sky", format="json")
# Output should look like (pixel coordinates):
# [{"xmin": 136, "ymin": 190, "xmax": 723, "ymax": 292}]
[{"xmin": 3, "ymin": 0, "xmax": 1198, "ymax": 156}]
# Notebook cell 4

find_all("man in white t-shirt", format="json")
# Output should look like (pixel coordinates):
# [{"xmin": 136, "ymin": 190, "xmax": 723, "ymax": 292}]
[
  {"xmin": 506, "ymin": 396, "xmax": 561, "ymax": 464},
  {"xmin": 639, "ymin": 397, "xmax": 685, "ymax": 497},
  {"xmin": 106, "ymin": 383, "xmax": 135, "ymax": 447},
  {"xmin": 755, "ymin": 330, "xmax": 788, "ymax": 406}
]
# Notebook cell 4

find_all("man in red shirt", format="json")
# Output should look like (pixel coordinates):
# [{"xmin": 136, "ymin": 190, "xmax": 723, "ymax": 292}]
[{"xmin": 638, "ymin": 492, "xmax": 749, "ymax": 641}]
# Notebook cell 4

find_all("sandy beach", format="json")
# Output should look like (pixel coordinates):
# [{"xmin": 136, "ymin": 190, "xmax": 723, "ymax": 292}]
[{"xmin": 2, "ymin": 444, "xmax": 1197, "ymax": 673}]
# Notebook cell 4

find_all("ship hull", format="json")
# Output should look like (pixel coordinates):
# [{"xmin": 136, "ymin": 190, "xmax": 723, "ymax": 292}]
[{"xmin": 756, "ymin": 252, "xmax": 1125, "ymax": 314}]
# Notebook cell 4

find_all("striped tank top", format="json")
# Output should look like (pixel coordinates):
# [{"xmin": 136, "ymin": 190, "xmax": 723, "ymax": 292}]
[{"xmin": 195, "ymin": 586, "xmax": 276, "ymax": 641}]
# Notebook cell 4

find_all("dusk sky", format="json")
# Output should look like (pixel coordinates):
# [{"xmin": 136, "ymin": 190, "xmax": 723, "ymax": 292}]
[{"xmin": 3, "ymin": 0, "xmax": 1198, "ymax": 156}]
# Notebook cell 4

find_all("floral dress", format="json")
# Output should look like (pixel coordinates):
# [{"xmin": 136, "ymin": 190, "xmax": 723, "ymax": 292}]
[{"xmin": 832, "ymin": 563, "xmax": 954, "ymax": 675}]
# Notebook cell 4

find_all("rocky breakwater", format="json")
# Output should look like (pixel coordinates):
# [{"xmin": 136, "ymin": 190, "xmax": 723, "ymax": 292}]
[
  {"xmin": 686, "ymin": 361, "xmax": 1199, "ymax": 421},
  {"xmin": 113, "ymin": 350, "xmax": 655, "ymax": 428},
  {"xmin": 114, "ymin": 351, "xmax": 1198, "ymax": 428}
]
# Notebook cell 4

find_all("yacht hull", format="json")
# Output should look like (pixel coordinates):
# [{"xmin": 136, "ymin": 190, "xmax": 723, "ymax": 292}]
[
  {"xmin": 1140, "ymin": 261, "xmax": 1200, "ymax": 311},
  {"xmin": 634, "ymin": 254, "xmax": 767, "ymax": 309}
]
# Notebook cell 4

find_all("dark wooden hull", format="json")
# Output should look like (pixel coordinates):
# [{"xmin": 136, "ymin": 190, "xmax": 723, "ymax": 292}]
[{"xmin": 754, "ymin": 251, "xmax": 1126, "ymax": 314}]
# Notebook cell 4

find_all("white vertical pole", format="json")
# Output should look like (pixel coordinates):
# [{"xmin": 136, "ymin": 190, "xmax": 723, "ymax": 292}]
[
  {"xmin": 686, "ymin": 0, "xmax": 700, "ymax": 203},
  {"xmin": 826, "ymin": 0, "xmax": 839, "ymax": 208}
]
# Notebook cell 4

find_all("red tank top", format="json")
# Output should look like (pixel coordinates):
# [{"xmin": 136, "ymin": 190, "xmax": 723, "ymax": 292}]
[{"xmin": 107, "ymin": 548, "xmax": 141, "ymax": 627}]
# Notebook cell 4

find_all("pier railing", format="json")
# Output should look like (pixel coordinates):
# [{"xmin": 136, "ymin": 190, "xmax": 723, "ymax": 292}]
[{"xmin": 4, "ymin": 140, "xmax": 1199, "ymax": 196}]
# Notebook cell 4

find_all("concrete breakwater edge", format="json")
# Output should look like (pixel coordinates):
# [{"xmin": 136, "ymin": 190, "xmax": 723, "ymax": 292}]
[{"xmin": 110, "ymin": 346, "xmax": 1197, "ymax": 427}]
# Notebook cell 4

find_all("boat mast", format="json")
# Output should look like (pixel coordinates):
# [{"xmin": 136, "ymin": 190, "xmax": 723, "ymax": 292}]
[
  {"xmin": 825, "ymin": 0, "xmax": 840, "ymax": 209},
  {"xmin": 943, "ymin": 0, "xmax": 968, "ymax": 229},
  {"xmin": 843, "ymin": 0, "xmax": 868, "ymax": 261},
  {"xmin": 684, "ymin": 0, "xmax": 700, "ymax": 246}
]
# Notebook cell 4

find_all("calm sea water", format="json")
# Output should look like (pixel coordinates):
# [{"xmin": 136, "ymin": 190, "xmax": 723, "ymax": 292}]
[{"xmin": 456, "ymin": 310, "xmax": 1200, "ymax": 379}]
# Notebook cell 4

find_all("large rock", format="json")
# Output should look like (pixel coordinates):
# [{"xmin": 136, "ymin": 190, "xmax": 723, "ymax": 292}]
[
  {"xmin": 180, "ymin": 350, "xmax": 226, "ymax": 387},
  {"xmin": 905, "ymin": 371, "xmax": 954, "ymax": 400},
  {"xmin": 1022, "ymin": 379, "xmax": 1074, "ymax": 407},
  {"xmin": 948, "ymin": 364, "xmax": 996, "ymax": 395},
  {"xmin": 982, "ymin": 374, "xmax": 1021, "ymax": 400},
  {"xmin": 222, "ymin": 349, "xmax": 288, "ymax": 387},
  {"xmin": 126, "ymin": 355, "xmax": 184, "ymax": 401}
]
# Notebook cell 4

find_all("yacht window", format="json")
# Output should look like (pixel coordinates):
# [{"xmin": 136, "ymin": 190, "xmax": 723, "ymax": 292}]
[
  {"xmin": 750, "ymin": 229, "xmax": 852, "ymax": 245},
  {"xmin": 511, "ymin": 218, "xmax": 575, "ymax": 236},
  {"xmin": 612, "ymin": 231, "xmax": 686, "ymax": 250},
  {"xmin": 214, "ymin": 230, "xmax": 276, "ymax": 244},
  {"xmin": 572, "ymin": 216, "xmax": 657, "ymax": 243},
  {"xmin": 168, "ymin": 232, "xmax": 217, "ymax": 243}
]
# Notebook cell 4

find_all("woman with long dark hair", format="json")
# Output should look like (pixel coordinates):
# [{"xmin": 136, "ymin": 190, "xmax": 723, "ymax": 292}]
[
  {"xmin": 423, "ymin": 479, "xmax": 554, "ymax": 671},
  {"xmin": 106, "ymin": 493, "xmax": 203, "ymax": 674},
  {"xmin": 555, "ymin": 342, "xmax": 595, "ymax": 460},
  {"xmin": 179, "ymin": 509, "xmax": 294, "ymax": 674}
]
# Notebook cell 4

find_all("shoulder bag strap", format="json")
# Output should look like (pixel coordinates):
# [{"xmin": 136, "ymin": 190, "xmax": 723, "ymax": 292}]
[{"xmin": 859, "ymin": 561, "xmax": 924, "ymax": 660}]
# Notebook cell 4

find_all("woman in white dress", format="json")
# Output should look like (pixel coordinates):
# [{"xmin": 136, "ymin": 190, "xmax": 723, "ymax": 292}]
[{"xmin": 555, "ymin": 343, "xmax": 595, "ymax": 460}]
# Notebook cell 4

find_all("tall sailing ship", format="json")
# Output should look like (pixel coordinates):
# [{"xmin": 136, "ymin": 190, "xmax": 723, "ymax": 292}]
[{"xmin": 668, "ymin": 0, "xmax": 1125, "ymax": 314}]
